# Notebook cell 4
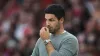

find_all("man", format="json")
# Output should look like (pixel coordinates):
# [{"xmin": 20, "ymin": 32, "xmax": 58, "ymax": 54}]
[{"xmin": 31, "ymin": 4, "xmax": 79, "ymax": 56}]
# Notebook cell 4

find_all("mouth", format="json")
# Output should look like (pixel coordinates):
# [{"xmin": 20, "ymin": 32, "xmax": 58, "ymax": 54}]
[
  {"xmin": 46, "ymin": 26, "xmax": 50, "ymax": 30},
  {"xmin": 47, "ymin": 26, "xmax": 50, "ymax": 29},
  {"xmin": 46, "ymin": 26, "xmax": 53, "ymax": 32},
  {"xmin": 47, "ymin": 26, "xmax": 51, "ymax": 30}
]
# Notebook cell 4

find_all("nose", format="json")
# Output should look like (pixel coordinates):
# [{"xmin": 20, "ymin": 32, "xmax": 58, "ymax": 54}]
[{"xmin": 46, "ymin": 20, "xmax": 50, "ymax": 26}]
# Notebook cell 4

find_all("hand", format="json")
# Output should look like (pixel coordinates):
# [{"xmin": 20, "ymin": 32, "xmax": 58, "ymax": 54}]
[{"xmin": 40, "ymin": 27, "xmax": 50, "ymax": 40}]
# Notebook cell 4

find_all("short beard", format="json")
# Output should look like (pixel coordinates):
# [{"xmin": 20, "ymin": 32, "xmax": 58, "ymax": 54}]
[{"xmin": 50, "ymin": 23, "xmax": 60, "ymax": 35}]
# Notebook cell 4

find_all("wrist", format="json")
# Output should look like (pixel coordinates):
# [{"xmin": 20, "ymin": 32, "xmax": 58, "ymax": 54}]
[{"xmin": 44, "ymin": 39, "xmax": 51, "ymax": 45}]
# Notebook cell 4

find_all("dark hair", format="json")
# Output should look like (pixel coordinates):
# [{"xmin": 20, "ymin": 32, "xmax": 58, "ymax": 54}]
[{"xmin": 44, "ymin": 4, "xmax": 65, "ymax": 20}]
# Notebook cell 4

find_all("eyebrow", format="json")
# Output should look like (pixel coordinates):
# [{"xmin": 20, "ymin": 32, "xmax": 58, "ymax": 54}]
[{"xmin": 45, "ymin": 18, "xmax": 54, "ymax": 20}]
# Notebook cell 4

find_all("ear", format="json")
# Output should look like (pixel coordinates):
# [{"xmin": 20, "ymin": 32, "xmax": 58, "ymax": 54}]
[{"xmin": 59, "ymin": 17, "xmax": 64, "ymax": 24}]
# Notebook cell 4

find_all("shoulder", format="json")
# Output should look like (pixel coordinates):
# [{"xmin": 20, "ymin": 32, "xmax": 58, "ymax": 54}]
[
  {"xmin": 35, "ymin": 38, "xmax": 43, "ymax": 46},
  {"xmin": 63, "ymin": 31, "xmax": 77, "ymax": 39},
  {"xmin": 62, "ymin": 31, "xmax": 78, "ymax": 43}
]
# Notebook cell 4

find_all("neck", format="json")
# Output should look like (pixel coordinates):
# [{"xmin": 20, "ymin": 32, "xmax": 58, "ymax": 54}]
[{"xmin": 55, "ymin": 26, "xmax": 65, "ymax": 35}]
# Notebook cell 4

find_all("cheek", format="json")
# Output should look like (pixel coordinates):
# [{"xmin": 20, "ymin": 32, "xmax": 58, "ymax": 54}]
[
  {"xmin": 51, "ymin": 22, "xmax": 57, "ymax": 27},
  {"xmin": 52, "ymin": 23, "xmax": 59, "ymax": 29},
  {"xmin": 50, "ymin": 21, "xmax": 59, "ymax": 28},
  {"xmin": 55, "ymin": 23, "xmax": 60, "ymax": 28}
]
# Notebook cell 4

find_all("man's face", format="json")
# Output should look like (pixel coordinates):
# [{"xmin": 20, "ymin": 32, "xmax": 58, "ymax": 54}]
[{"xmin": 45, "ymin": 14, "xmax": 60, "ymax": 34}]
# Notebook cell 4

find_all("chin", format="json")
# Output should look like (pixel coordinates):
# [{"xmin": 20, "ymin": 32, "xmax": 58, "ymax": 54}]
[{"xmin": 50, "ymin": 31, "xmax": 55, "ymax": 34}]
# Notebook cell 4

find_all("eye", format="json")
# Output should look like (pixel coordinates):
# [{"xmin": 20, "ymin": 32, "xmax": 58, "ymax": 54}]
[{"xmin": 49, "ymin": 19, "xmax": 55, "ymax": 21}]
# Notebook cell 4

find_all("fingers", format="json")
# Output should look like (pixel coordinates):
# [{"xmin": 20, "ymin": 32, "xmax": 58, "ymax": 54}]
[
  {"xmin": 39, "ymin": 27, "xmax": 49, "ymax": 36},
  {"xmin": 41, "ymin": 27, "xmax": 49, "ymax": 32},
  {"xmin": 39, "ymin": 27, "xmax": 50, "ymax": 40},
  {"xmin": 39, "ymin": 27, "xmax": 46, "ymax": 36},
  {"xmin": 45, "ymin": 27, "xmax": 49, "ymax": 32}
]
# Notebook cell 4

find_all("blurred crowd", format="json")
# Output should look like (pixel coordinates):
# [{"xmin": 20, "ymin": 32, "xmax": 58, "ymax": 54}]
[{"xmin": 0, "ymin": 0, "xmax": 99, "ymax": 56}]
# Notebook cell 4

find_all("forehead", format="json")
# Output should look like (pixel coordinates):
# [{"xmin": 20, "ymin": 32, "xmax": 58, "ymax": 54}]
[{"xmin": 45, "ymin": 14, "xmax": 56, "ymax": 19}]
